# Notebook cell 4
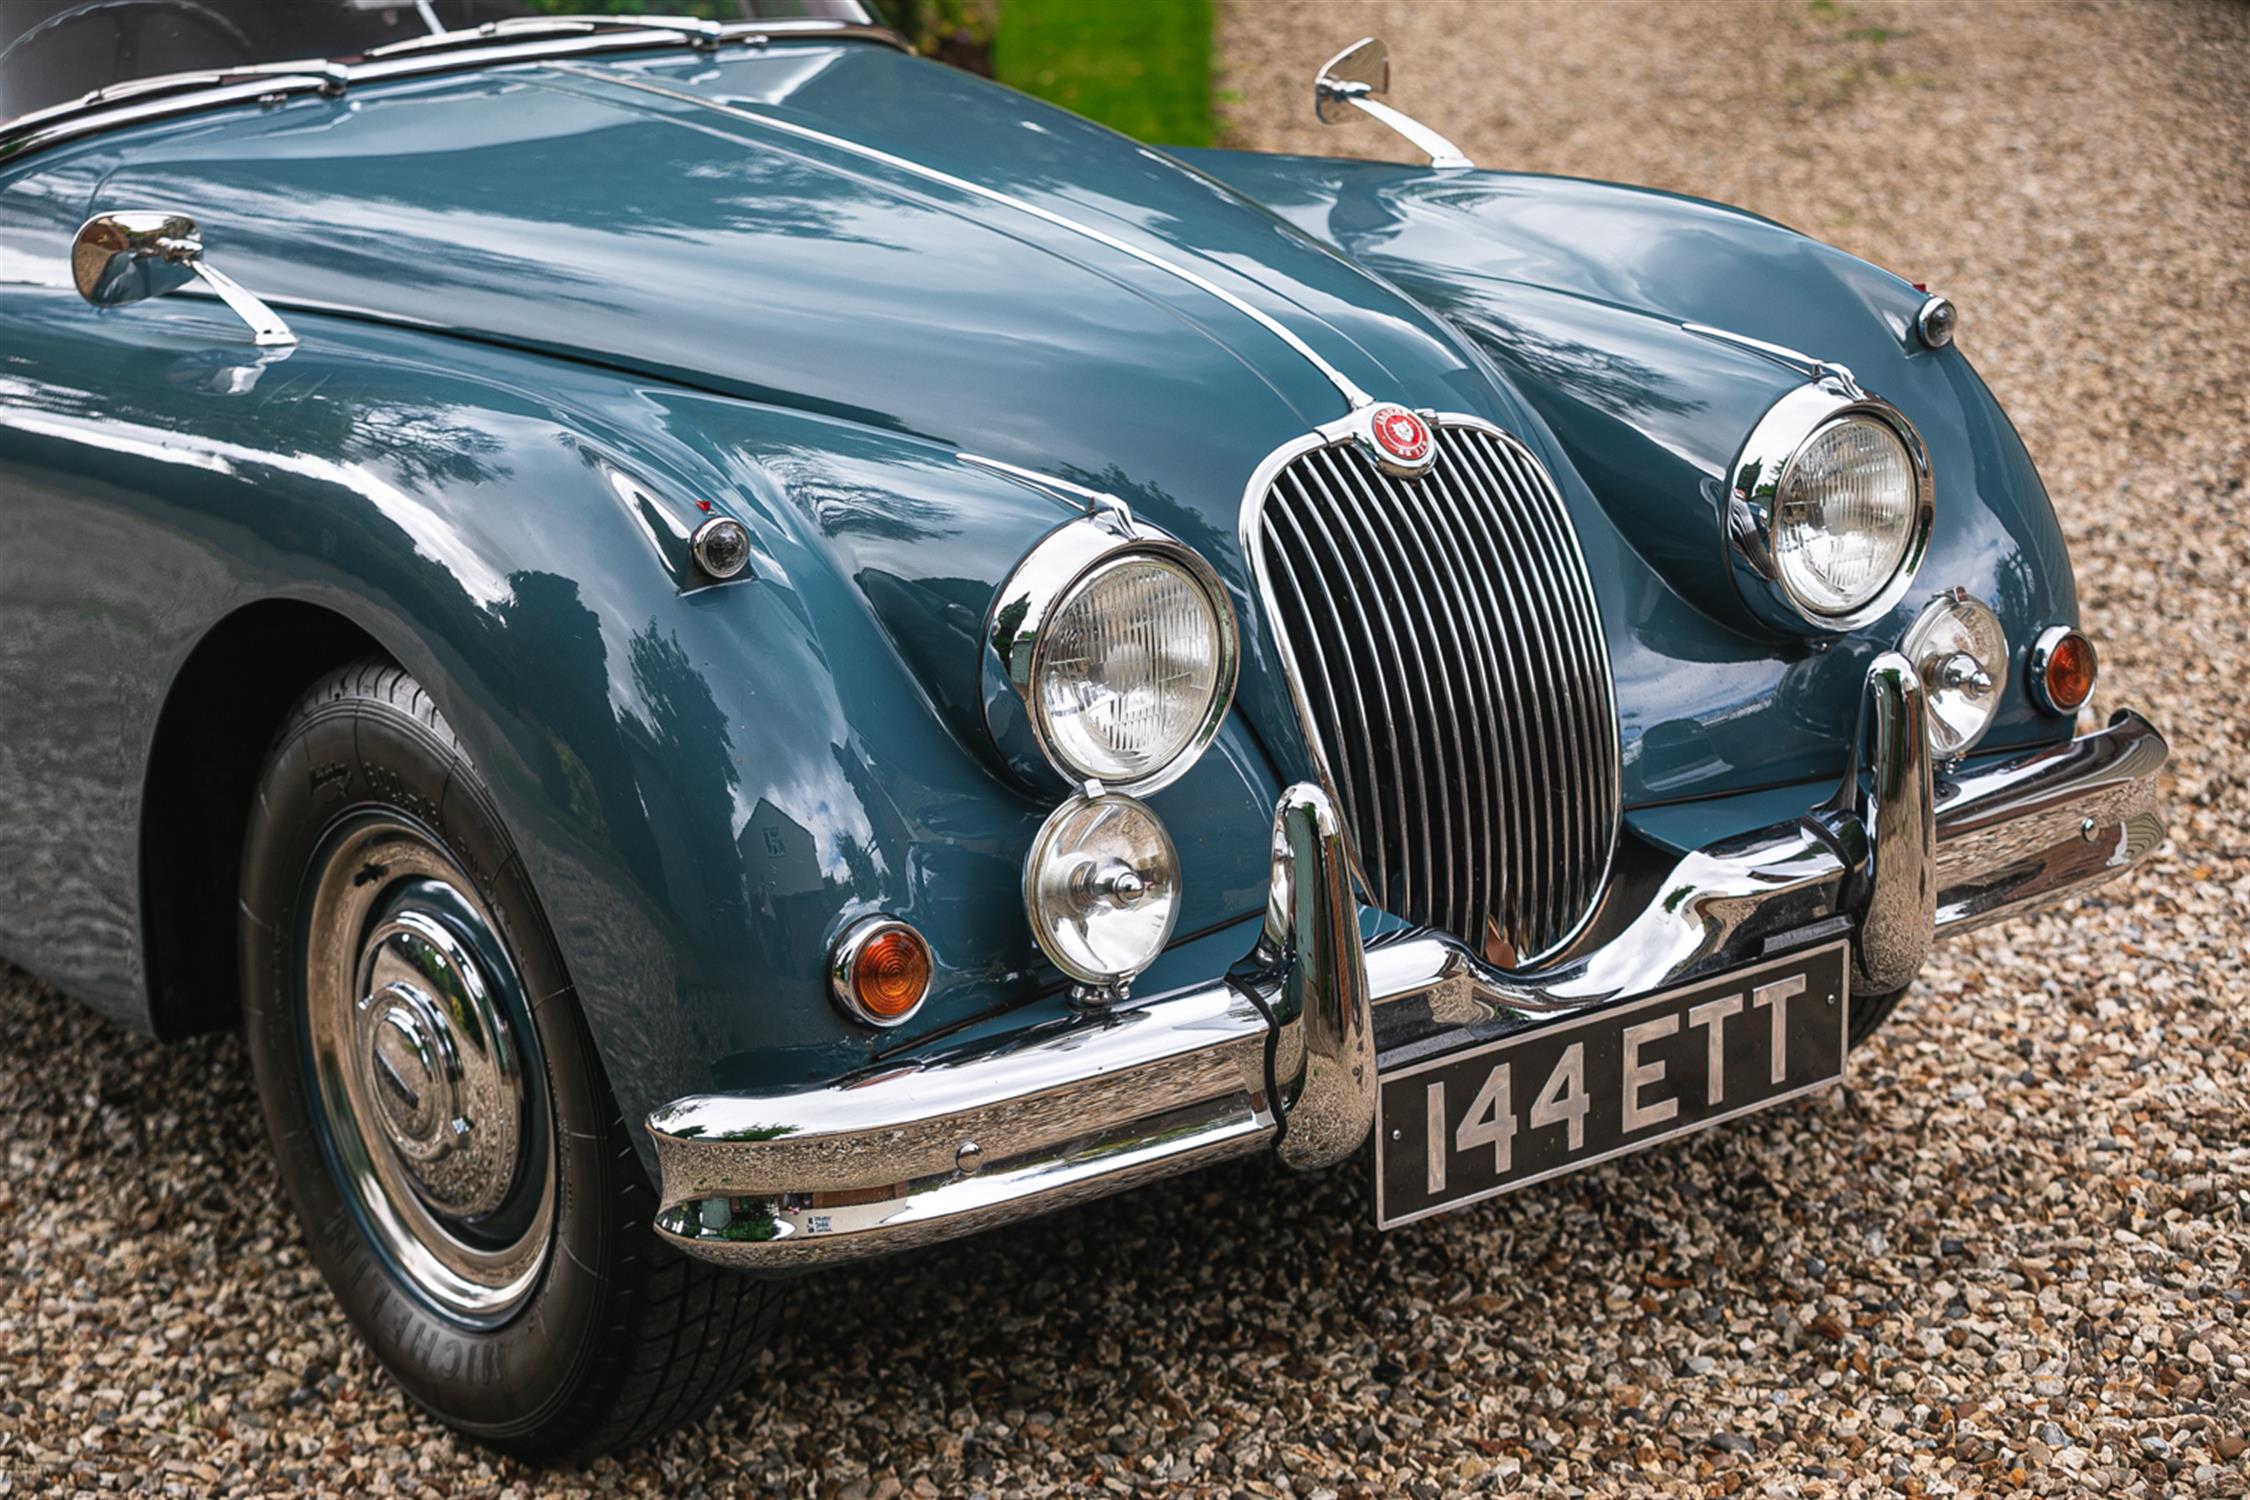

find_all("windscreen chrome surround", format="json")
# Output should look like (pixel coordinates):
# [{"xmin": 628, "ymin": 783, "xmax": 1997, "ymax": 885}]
[{"xmin": 0, "ymin": 17, "xmax": 907, "ymax": 164}]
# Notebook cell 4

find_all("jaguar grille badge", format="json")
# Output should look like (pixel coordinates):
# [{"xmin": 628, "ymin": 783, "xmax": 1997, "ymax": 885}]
[{"xmin": 1359, "ymin": 402, "xmax": 1437, "ymax": 478}]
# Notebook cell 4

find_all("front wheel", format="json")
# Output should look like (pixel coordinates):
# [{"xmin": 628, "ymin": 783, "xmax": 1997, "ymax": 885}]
[{"xmin": 239, "ymin": 658, "xmax": 779, "ymax": 1460}]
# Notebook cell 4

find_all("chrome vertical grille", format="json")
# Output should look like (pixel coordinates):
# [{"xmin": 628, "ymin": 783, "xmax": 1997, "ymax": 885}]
[{"xmin": 1248, "ymin": 420, "xmax": 1620, "ymax": 966}]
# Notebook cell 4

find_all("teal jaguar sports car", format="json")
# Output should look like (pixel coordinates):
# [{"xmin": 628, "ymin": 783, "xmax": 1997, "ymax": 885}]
[{"xmin": 0, "ymin": 0, "xmax": 2167, "ymax": 1459}]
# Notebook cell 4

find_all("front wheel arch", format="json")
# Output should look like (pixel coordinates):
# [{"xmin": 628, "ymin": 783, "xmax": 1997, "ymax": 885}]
[{"xmin": 138, "ymin": 598, "xmax": 391, "ymax": 1039}]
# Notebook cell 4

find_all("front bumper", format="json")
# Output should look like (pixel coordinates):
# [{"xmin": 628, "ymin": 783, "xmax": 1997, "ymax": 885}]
[{"xmin": 649, "ymin": 662, "xmax": 2167, "ymax": 1268}]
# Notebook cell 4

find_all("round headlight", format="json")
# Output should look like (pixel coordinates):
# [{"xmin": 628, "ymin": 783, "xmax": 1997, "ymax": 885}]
[
  {"xmin": 1034, "ymin": 555, "xmax": 1225, "ymax": 784},
  {"xmin": 1902, "ymin": 590, "xmax": 2008, "ymax": 756},
  {"xmin": 992, "ymin": 517, "xmax": 1239, "ymax": 794},
  {"xmin": 1729, "ymin": 379, "xmax": 1933, "ymax": 634},
  {"xmin": 1772, "ymin": 415, "xmax": 1919, "ymax": 618},
  {"xmin": 1024, "ymin": 793, "xmax": 1180, "ymax": 993}
]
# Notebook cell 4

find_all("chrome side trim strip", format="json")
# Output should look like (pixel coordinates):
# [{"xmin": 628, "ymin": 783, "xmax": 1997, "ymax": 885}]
[
  {"xmin": 550, "ymin": 65, "xmax": 1377, "ymax": 412},
  {"xmin": 956, "ymin": 452, "xmax": 1134, "ymax": 531},
  {"xmin": 1681, "ymin": 322, "xmax": 1857, "ymax": 389}
]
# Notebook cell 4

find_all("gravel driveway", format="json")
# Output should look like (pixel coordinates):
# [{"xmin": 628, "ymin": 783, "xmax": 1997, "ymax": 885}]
[{"xmin": 3, "ymin": 1, "xmax": 2244, "ymax": 1495}]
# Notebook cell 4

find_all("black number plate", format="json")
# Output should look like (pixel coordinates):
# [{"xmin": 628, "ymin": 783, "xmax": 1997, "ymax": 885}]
[{"xmin": 1375, "ymin": 943, "xmax": 1849, "ymax": 1228}]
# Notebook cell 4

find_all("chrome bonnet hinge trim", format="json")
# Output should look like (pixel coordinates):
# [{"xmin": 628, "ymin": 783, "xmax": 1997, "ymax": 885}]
[
  {"xmin": 1683, "ymin": 322, "xmax": 1861, "ymax": 396},
  {"xmin": 957, "ymin": 452, "xmax": 1134, "ymax": 535},
  {"xmin": 551, "ymin": 64, "xmax": 1376, "ymax": 413}
]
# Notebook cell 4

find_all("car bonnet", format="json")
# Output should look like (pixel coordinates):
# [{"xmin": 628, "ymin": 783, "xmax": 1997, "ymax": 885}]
[{"xmin": 66, "ymin": 39, "xmax": 1533, "ymax": 564}]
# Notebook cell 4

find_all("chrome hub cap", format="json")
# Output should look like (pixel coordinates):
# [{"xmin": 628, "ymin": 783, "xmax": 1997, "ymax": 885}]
[
  {"xmin": 353, "ymin": 910, "xmax": 522, "ymax": 1217},
  {"xmin": 302, "ymin": 817, "xmax": 554, "ymax": 1326},
  {"xmin": 363, "ymin": 984, "xmax": 453, "ymax": 1160}
]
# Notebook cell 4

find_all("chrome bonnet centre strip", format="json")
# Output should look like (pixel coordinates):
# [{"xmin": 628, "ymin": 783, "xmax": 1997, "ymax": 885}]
[{"xmin": 550, "ymin": 63, "xmax": 1376, "ymax": 412}]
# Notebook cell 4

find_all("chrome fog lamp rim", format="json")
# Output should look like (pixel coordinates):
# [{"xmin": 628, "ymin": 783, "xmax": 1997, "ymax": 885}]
[
  {"xmin": 1902, "ymin": 587, "xmax": 2009, "ymax": 757},
  {"xmin": 988, "ymin": 515, "xmax": 1240, "ymax": 796},
  {"xmin": 1022, "ymin": 791, "xmax": 1181, "ymax": 996},
  {"xmin": 1727, "ymin": 378, "xmax": 1935, "ymax": 635}
]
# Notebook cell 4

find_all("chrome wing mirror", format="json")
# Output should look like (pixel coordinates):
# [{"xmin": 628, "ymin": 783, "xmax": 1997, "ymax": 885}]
[
  {"xmin": 1314, "ymin": 37, "xmax": 1473, "ymax": 171},
  {"xmin": 72, "ymin": 211, "xmax": 296, "ymax": 347}
]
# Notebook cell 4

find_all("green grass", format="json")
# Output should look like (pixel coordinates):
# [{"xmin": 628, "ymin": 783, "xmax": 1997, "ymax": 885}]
[
  {"xmin": 520, "ymin": 0, "xmax": 1218, "ymax": 145},
  {"xmin": 990, "ymin": 0, "xmax": 1215, "ymax": 146}
]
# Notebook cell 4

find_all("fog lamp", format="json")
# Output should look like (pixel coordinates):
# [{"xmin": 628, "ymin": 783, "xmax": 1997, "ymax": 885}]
[
  {"xmin": 1902, "ymin": 590, "xmax": 2008, "ymax": 757},
  {"xmin": 2029, "ymin": 625, "xmax": 2098, "ymax": 715},
  {"xmin": 1023, "ymin": 793, "xmax": 1179, "ymax": 996}
]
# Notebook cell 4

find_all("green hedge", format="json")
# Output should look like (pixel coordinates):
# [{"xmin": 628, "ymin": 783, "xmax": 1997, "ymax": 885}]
[
  {"xmin": 989, "ymin": 0, "xmax": 1214, "ymax": 147},
  {"xmin": 517, "ymin": 0, "xmax": 1215, "ymax": 146}
]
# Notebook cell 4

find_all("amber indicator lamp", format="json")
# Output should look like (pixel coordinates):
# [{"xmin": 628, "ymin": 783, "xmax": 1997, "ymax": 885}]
[
  {"xmin": 830, "ymin": 918, "xmax": 932, "ymax": 1026},
  {"xmin": 2032, "ymin": 626, "xmax": 2098, "ymax": 715}
]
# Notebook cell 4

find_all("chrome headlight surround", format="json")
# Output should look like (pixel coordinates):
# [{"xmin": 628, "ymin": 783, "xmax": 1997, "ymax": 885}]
[
  {"xmin": 987, "ymin": 514, "xmax": 1240, "ymax": 796},
  {"xmin": 1726, "ymin": 376, "xmax": 1935, "ymax": 635}
]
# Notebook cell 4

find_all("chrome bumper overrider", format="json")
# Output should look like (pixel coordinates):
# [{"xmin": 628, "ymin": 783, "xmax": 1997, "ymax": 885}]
[{"xmin": 650, "ymin": 662, "xmax": 2167, "ymax": 1268}]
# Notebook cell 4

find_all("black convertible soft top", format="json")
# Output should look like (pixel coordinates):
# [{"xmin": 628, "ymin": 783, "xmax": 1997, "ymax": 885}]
[{"xmin": 0, "ymin": 1, "xmax": 876, "ymax": 124}]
